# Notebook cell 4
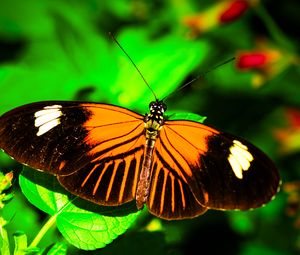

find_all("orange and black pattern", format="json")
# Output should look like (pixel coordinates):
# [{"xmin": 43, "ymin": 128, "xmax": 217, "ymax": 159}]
[{"xmin": 0, "ymin": 100, "xmax": 280, "ymax": 220}]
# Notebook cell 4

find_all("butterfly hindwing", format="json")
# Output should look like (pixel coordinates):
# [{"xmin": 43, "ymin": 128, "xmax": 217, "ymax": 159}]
[
  {"xmin": 0, "ymin": 101, "xmax": 146, "ymax": 205},
  {"xmin": 58, "ymin": 146, "xmax": 145, "ymax": 206},
  {"xmin": 147, "ymin": 151, "xmax": 207, "ymax": 219}
]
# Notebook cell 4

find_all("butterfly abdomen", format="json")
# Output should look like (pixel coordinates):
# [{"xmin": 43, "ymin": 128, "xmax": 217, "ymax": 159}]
[{"xmin": 136, "ymin": 143, "xmax": 155, "ymax": 209}]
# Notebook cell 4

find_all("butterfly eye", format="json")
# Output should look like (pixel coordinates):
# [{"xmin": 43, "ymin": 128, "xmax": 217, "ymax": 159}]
[
  {"xmin": 161, "ymin": 102, "xmax": 167, "ymax": 112},
  {"xmin": 149, "ymin": 101, "xmax": 156, "ymax": 110}
]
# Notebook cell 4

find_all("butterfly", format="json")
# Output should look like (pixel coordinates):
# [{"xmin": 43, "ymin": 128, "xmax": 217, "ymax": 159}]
[{"xmin": 0, "ymin": 99, "xmax": 280, "ymax": 220}]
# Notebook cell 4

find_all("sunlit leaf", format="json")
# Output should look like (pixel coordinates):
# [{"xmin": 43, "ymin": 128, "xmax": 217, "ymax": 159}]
[{"xmin": 19, "ymin": 167, "xmax": 140, "ymax": 250}]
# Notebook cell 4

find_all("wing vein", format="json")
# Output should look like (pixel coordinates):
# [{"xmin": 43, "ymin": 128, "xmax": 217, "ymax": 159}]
[
  {"xmin": 165, "ymin": 125, "xmax": 206, "ymax": 153},
  {"xmin": 158, "ymin": 128, "xmax": 190, "ymax": 182}
]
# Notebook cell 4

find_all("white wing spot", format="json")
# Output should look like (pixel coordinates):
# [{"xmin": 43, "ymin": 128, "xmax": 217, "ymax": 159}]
[
  {"xmin": 228, "ymin": 140, "xmax": 254, "ymax": 179},
  {"xmin": 34, "ymin": 105, "xmax": 63, "ymax": 136}
]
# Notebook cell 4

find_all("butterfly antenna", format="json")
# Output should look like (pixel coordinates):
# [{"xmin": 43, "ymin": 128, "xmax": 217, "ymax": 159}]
[
  {"xmin": 162, "ymin": 57, "xmax": 236, "ymax": 101},
  {"xmin": 109, "ymin": 32, "xmax": 158, "ymax": 101}
]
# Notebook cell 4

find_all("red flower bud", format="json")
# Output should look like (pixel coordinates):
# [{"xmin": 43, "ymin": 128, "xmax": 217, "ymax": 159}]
[
  {"xmin": 286, "ymin": 108, "xmax": 300, "ymax": 128},
  {"xmin": 235, "ymin": 38, "xmax": 297, "ymax": 87},
  {"xmin": 183, "ymin": 0, "xmax": 252, "ymax": 35},
  {"xmin": 219, "ymin": 0, "xmax": 249, "ymax": 23},
  {"xmin": 236, "ymin": 52, "xmax": 268, "ymax": 69}
]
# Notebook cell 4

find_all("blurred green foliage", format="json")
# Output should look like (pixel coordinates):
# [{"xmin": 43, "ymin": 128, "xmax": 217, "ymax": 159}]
[{"xmin": 0, "ymin": 0, "xmax": 299, "ymax": 254}]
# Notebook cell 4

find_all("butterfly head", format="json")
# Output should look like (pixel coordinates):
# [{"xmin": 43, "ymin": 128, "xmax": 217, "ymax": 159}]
[
  {"xmin": 144, "ymin": 100, "xmax": 167, "ymax": 138},
  {"xmin": 148, "ymin": 100, "xmax": 167, "ymax": 124}
]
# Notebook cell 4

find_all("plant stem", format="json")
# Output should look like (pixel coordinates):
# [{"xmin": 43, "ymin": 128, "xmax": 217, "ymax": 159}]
[
  {"xmin": 28, "ymin": 215, "xmax": 57, "ymax": 249},
  {"xmin": 254, "ymin": 3, "xmax": 295, "ymax": 52}
]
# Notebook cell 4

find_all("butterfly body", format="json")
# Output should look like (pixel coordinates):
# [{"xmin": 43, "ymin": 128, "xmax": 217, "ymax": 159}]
[
  {"xmin": 0, "ymin": 100, "xmax": 280, "ymax": 220},
  {"xmin": 136, "ymin": 100, "xmax": 166, "ymax": 209}
]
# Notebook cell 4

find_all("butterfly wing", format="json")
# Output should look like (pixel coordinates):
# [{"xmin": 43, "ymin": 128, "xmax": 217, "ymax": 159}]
[
  {"xmin": 0, "ymin": 101, "xmax": 145, "ymax": 205},
  {"xmin": 147, "ymin": 148, "xmax": 208, "ymax": 219},
  {"xmin": 147, "ymin": 120, "xmax": 280, "ymax": 219}
]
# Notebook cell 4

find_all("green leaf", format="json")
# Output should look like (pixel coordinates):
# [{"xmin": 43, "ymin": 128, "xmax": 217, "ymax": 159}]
[
  {"xmin": 0, "ymin": 2, "xmax": 116, "ymax": 113},
  {"xmin": 167, "ymin": 111, "xmax": 206, "ymax": 123},
  {"xmin": 0, "ymin": 1, "xmax": 52, "ymax": 38},
  {"xmin": 46, "ymin": 242, "xmax": 67, "ymax": 255},
  {"xmin": 19, "ymin": 167, "xmax": 140, "ymax": 250}
]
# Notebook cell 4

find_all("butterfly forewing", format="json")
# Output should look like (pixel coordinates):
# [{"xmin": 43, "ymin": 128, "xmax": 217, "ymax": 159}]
[
  {"xmin": 0, "ymin": 102, "xmax": 97, "ymax": 174},
  {"xmin": 0, "ymin": 101, "xmax": 145, "ymax": 205},
  {"xmin": 198, "ymin": 132, "xmax": 280, "ymax": 210}
]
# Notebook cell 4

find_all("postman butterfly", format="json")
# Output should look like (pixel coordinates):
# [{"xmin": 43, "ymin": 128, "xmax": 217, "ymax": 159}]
[{"xmin": 0, "ymin": 96, "xmax": 280, "ymax": 220}]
